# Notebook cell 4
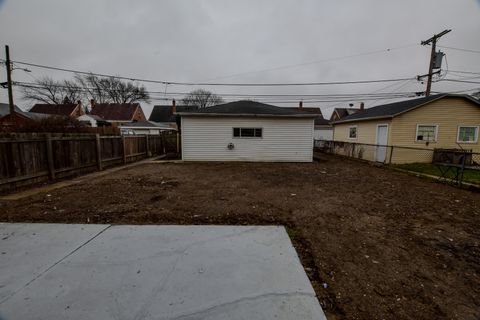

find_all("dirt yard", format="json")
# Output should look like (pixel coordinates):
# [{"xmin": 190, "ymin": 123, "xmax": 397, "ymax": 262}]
[{"xmin": 1, "ymin": 154, "xmax": 479, "ymax": 320}]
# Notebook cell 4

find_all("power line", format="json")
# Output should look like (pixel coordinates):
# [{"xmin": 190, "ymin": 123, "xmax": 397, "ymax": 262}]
[
  {"xmin": 13, "ymin": 80, "xmax": 419, "ymax": 100},
  {"xmin": 365, "ymin": 79, "xmax": 417, "ymax": 108},
  {"xmin": 9, "ymin": 59, "xmax": 415, "ymax": 87},
  {"xmin": 12, "ymin": 81, "xmax": 422, "ymax": 105},
  {"xmin": 431, "ymin": 88, "xmax": 480, "ymax": 94},
  {"xmin": 438, "ymin": 46, "xmax": 480, "ymax": 54},
  {"xmin": 197, "ymin": 43, "xmax": 419, "ymax": 82},
  {"xmin": 440, "ymin": 79, "xmax": 480, "ymax": 84},
  {"xmin": 447, "ymin": 70, "xmax": 480, "ymax": 75},
  {"xmin": 147, "ymin": 95, "xmax": 421, "ymax": 104}
]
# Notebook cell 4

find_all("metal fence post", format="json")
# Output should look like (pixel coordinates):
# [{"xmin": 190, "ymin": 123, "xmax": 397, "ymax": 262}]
[
  {"xmin": 459, "ymin": 151, "xmax": 466, "ymax": 186},
  {"xmin": 389, "ymin": 146, "xmax": 394, "ymax": 164},
  {"xmin": 45, "ymin": 133, "xmax": 55, "ymax": 180}
]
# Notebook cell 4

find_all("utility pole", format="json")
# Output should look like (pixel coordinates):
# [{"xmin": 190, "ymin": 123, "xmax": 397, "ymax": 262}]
[
  {"xmin": 421, "ymin": 29, "xmax": 451, "ymax": 96},
  {"xmin": 5, "ymin": 45, "xmax": 15, "ymax": 116}
]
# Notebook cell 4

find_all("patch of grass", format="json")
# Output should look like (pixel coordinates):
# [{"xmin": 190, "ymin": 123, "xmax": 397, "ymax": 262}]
[
  {"xmin": 285, "ymin": 226, "xmax": 298, "ymax": 240},
  {"xmin": 393, "ymin": 163, "xmax": 480, "ymax": 185}
]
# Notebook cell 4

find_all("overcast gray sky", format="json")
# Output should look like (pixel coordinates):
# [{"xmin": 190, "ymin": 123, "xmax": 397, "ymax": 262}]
[{"xmin": 1, "ymin": 0, "xmax": 479, "ymax": 118}]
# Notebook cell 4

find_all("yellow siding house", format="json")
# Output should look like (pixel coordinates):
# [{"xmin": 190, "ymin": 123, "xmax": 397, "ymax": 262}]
[{"xmin": 333, "ymin": 94, "xmax": 480, "ymax": 163}]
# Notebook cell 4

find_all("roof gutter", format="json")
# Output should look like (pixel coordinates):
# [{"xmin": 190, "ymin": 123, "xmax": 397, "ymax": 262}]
[{"xmin": 333, "ymin": 115, "xmax": 393, "ymax": 124}]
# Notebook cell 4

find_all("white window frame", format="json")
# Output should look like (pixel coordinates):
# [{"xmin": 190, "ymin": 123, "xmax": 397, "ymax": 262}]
[
  {"xmin": 456, "ymin": 125, "xmax": 479, "ymax": 144},
  {"xmin": 232, "ymin": 127, "xmax": 263, "ymax": 139},
  {"xmin": 415, "ymin": 124, "xmax": 438, "ymax": 143},
  {"xmin": 348, "ymin": 126, "xmax": 358, "ymax": 140}
]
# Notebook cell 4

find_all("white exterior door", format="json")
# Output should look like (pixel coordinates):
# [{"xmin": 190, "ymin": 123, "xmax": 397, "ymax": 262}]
[{"xmin": 375, "ymin": 125, "xmax": 388, "ymax": 162}]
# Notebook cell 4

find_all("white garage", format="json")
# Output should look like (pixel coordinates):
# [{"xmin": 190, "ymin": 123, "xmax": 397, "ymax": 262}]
[{"xmin": 178, "ymin": 101, "xmax": 316, "ymax": 162}]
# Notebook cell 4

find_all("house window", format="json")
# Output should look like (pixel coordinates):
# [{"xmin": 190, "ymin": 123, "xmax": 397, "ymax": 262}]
[
  {"xmin": 233, "ymin": 127, "xmax": 263, "ymax": 138},
  {"xmin": 348, "ymin": 126, "xmax": 357, "ymax": 139},
  {"xmin": 457, "ymin": 126, "xmax": 478, "ymax": 143},
  {"xmin": 416, "ymin": 125, "xmax": 437, "ymax": 142}
]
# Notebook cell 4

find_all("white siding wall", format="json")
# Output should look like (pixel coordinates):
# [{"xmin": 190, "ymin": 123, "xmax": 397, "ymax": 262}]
[
  {"xmin": 182, "ymin": 117, "xmax": 314, "ymax": 162},
  {"xmin": 314, "ymin": 128, "xmax": 333, "ymax": 141}
]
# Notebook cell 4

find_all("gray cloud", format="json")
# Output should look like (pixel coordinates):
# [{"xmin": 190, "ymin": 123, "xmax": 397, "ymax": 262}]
[{"xmin": 1, "ymin": 0, "xmax": 479, "ymax": 117}]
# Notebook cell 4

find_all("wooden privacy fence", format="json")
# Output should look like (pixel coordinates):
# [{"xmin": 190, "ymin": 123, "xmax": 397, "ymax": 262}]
[{"xmin": 0, "ymin": 132, "xmax": 178, "ymax": 191}]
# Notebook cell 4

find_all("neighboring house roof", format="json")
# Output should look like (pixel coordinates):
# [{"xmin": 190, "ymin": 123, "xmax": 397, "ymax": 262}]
[
  {"xmin": 90, "ymin": 103, "xmax": 142, "ymax": 121},
  {"xmin": 78, "ymin": 114, "xmax": 104, "ymax": 121},
  {"xmin": 77, "ymin": 114, "xmax": 109, "ymax": 125},
  {"xmin": 149, "ymin": 105, "xmax": 197, "ymax": 122},
  {"xmin": 120, "ymin": 120, "xmax": 175, "ymax": 130},
  {"xmin": 286, "ymin": 106, "xmax": 327, "ymax": 125},
  {"xmin": 334, "ymin": 94, "xmax": 480, "ymax": 124},
  {"xmin": 29, "ymin": 103, "xmax": 80, "ymax": 116},
  {"xmin": 284, "ymin": 107, "xmax": 323, "ymax": 116},
  {"xmin": 314, "ymin": 118, "xmax": 332, "ymax": 126},
  {"xmin": 177, "ymin": 100, "xmax": 318, "ymax": 118},
  {"xmin": 20, "ymin": 112, "xmax": 59, "ymax": 121},
  {"xmin": 330, "ymin": 107, "xmax": 362, "ymax": 121},
  {"xmin": 0, "ymin": 103, "xmax": 22, "ymax": 117}
]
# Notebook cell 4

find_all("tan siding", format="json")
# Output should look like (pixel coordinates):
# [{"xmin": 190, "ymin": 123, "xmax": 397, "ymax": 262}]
[
  {"xmin": 182, "ymin": 117, "xmax": 314, "ymax": 162},
  {"xmin": 333, "ymin": 119, "xmax": 391, "ymax": 162},
  {"xmin": 390, "ymin": 97, "xmax": 480, "ymax": 163}
]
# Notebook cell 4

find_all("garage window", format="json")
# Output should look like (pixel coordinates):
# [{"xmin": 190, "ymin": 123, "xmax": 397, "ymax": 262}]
[
  {"xmin": 233, "ymin": 127, "xmax": 262, "ymax": 138},
  {"xmin": 348, "ymin": 126, "xmax": 357, "ymax": 139},
  {"xmin": 457, "ymin": 126, "xmax": 478, "ymax": 143},
  {"xmin": 416, "ymin": 124, "xmax": 438, "ymax": 142}
]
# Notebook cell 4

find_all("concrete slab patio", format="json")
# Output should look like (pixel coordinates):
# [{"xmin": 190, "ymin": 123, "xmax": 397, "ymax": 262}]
[{"xmin": 0, "ymin": 223, "xmax": 326, "ymax": 320}]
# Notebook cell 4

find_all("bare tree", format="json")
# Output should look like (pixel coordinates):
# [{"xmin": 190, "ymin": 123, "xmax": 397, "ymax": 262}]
[
  {"xmin": 21, "ymin": 74, "xmax": 150, "ymax": 105},
  {"xmin": 181, "ymin": 89, "xmax": 223, "ymax": 109},
  {"xmin": 75, "ymin": 74, "xmax": 150, "ymax": 104},
  {"xmin": 22, "ymin": 77, "xmax": 83, "ymax": 105}
]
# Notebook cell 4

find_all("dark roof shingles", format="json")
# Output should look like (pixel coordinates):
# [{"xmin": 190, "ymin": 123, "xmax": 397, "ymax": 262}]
[
  {"xmin": 90, "ymin": 103, "xmax": 140, "ymax": 121},
  {"xmin": 332, "ymin": 108, "xmax": 361, "ymax": 120},
  {"xmin": 121, "ymin": 120, "xmax": 169, "ymax": 128},
  {"xmin": 149, "ymin": 105, "xmax": 195, "ymax": 122},
  {"xmin": 336, "ymin": 94, "xmax": 480, "ymax": 123},
  {"xmin": 179, "ymin": 100, "xmax": 317, "ymax": 116},
  {"xmin": 29, "ymin": 104, "xmax": 78, "ymax": 116},
  {"xmin": 337, "ymin": 94, "xmax": 446, "ymax": 122},
  {"xmin": 284, "ymin": 107, "xmax": 323, "ymax": 116}
]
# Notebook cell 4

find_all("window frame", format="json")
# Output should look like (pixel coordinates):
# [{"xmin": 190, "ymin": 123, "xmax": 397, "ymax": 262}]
[
  {"xmin": 232, "ymin": 127, "xmax": 263, "ymax": 139},
  {"xmin": 456, "ymin": 125, "xmax": 479, "ymax": 144},
  {"xmin": 348, "ymin": 126, "xmax": 358, "ymax": 140},
  {"xmin": 415, "ymin": 124, "xmax": 438, "ymax": 143}
]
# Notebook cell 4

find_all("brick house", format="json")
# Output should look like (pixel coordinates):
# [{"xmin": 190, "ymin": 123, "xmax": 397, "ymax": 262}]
[
  {"xmin": 29, "ymin": 102, "xmax": 85, "ymax": 118},
  {"xmin": 89, "ymin": 102, "xmax": 146, "ymax": 126}
]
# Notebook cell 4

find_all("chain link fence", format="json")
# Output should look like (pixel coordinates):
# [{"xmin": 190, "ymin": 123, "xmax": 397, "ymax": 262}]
[{"xmin": 314, "ymin": 140, "xmax": 480, "ymax": 185}]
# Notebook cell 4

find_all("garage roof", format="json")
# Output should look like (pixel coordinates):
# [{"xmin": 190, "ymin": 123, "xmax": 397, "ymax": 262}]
[{"xmin": 177, "ymin": 100, "xmax": 318, "ymax": 118}]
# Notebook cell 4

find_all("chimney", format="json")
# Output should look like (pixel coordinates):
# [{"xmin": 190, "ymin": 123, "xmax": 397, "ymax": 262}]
[
  {"xmin": 298, "ymin": 100, "xmax": 303, "ymax": 110},
  {"xmin": 360, "ymin": 102, "xmax": 365, "ymax": 111},
  {"xmin": 90, "ymin": 99, "xmax": 95, "ymax": 111},
  {"xmin": 172, "ymin": 99, "xmax": 176, "ymax": 114}
]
